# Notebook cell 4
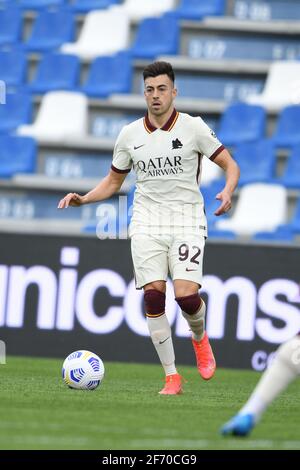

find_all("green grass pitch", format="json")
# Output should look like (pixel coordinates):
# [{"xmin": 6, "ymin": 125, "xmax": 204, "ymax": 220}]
[{"xmin": 0, "ymin": 356, "xmax": 299, "ymax": 450}]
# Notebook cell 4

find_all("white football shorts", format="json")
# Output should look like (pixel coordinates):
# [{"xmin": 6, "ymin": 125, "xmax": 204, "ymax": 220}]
[{"xmin": 131, "ymin": 233, "xmax": 205, "ymax": 289}]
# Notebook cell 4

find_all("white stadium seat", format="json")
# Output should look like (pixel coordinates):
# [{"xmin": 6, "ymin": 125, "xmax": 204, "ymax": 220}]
[
  {"xmin": 61, "ymin": 7, "xmax": 129, "ymax": 60},
  {"xmin": 246, "ymin": 61, "xmax": 300, "ymax": 112},
  {"xmin": 216, "ymin": 183, "xmax": 287, "ymax": 235},
  {"xmin": 201, "ymin": 156, "xmax": 222, "ymax": 186},
  {"xmin": 122, "ymin": 0, "xmax": 176, "ymax": 21},
  {"xmin": 17, "ymin": 91, "xmax": 88, "ymax": 143}
]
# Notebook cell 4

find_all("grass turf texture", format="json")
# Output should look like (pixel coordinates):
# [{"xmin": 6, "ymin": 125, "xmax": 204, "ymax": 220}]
[{"xmin": 0, "ymin": 356, "xmax": 299, "ymax": 450}]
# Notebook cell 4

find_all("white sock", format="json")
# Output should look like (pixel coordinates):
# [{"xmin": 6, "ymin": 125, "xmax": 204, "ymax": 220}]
[
  {"xmin": 147, "ymin": 314, "xmax": 177, "ymax": 376},
  {"xmin": 240, "ymin": 335, "xmax": 300, "ymax": 421},
  {"xmin": 181, "ymin": 299, "xmax": 206, "ymax": 342}
]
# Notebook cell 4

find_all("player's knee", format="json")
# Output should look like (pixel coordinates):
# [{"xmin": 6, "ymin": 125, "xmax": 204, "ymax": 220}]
[
  {"xmin": 144, "ymin": 289, "xmax": 166, "ymax": 316},
  {"xmin": 175, "ymin": 294, "xmax": 205, "ymax": 315},
  {"xmin": 276, "ymin": 335, "xmax": 300, "ymax": 373}
]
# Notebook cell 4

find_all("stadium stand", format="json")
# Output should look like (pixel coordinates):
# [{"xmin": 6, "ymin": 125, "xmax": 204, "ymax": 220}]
[
  {"xmin": 71, "ymin": 0, "xmax": 120, "ymax": 13},
  {"xmin": 0, "ymin": 92, "xmax": 33, "ymax": 133},
  {"xmin": 0, "ymin": 6, "xmax": 22, "ymax": 46},
  {"xmin": 130, "ymin": 14, "xmax": 180, "ymax": 59},
  {"xmin": 217, "ymin": 103, "xmax": 266, "ymax": 146},
  {"xmin": 61, "ymin": 7, "xmax": 130, "ymax": 60},
  {"xmin": 81, "ymin": 51, "xmax": 132, "ymax": 98},
  {"xmin": 246, "ymin": 61, "xmax": 300, "ymax": 112},
  {"xmin": 216, "ymin": 183, "xmax": 288, "ymax": 236},
  {"xmin": 17, "ymin": 91, "xmax": 88, "ymax": 142},
  {"xmin": 24, "ymin": 9, "xmax": 75, "ymax": 52},
  {"xmin": 271, "ymin": 106, "xmax": 300, "ymax": 147},
  {"xmin": 0, "ymin": 0, "xmax": 299, "ymax": 244},
  {"xmin": 28, "ymin": 53, "xmax": 80, "ymax": 93},
  {"xmin": 172, "ymin": 0, "xmax": 225, "ymax": 20},
  {"xmin": 0, "ymin": 135, "xmax": 37, "ymax": 178},
  {"xmin": 279, "ymin": 145, "xmax": 300, "ymax": 189},
  {"xmin": 121, "ymin": 0, "xmax": 176, "ymax": 21},
  {"xmin": 0, "ymin": 49, "xmax": 27, "ymax": 89},
  {"xmin": 233, "ymin": 139, "xmax": 276, "ymax": 185}
]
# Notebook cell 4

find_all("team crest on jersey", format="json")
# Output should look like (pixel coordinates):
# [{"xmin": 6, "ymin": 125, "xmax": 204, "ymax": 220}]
[{"xmin": 172, "ymin": 138, "xmax": 183, "ymax": 149}]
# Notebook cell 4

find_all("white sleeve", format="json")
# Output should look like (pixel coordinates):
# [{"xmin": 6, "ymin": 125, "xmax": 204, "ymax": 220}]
[
  {"xmin": 194, "ymin": 117, "xmax": 224, "ymax": 160},
  {"xmin": 111, "ymin": 126, "xmax": 132, "ymax": 173}
]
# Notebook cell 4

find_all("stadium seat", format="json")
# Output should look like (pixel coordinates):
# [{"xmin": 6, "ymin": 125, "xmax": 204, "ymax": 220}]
[
  {"xmin": 131, "ymin": 14, "xmax": 179, "ymax": 59},
  {"xmin": 201, "ymin": 156, "xmax": 223, "ymax": 187},
  {"xmin": 19, "ymin": 0, "xmax": 67, "ymax": 9},
  {"xmin": 0, "ymin": 92, "xmax": 32, "ymax": 133},
  {"xmin": 17, "ymin": 91, "xmax": 88, "ymax": 142},
  {"xmin": 71, "ymin": 0, "xmax": 120, "ymax": 13},
  {"xmin": 0, "ymin": 135, "xmax": 37, "ymax": 178},
  {"xmin": 290, "ymin": 197, "xmax": 300, "ymax": 233},
  {"xmin": 201, "ymin": 179, "xmax": 226, "ymax": 225},
  {"xmin": 28, "ymin": 53, "xmax": 80, "ymax": 94},
  {"xmin": 0, "ymin": 49, "xmax": 27, "ymax": 88},
  {"xmin": 271, "ymin": 106, "xmax": 300, "ymax": 148},
  {"xmin": 122, "ymin": 0, "xmax": 175, "ymax": 21},
  {"xmin": 61, "ymin": 7, "xmax": 129, "ymax": 61},
  {"xmin": 253, "ymin": 225, "xmax": 294, "ymax": 242},
  {"xmin": 81, "ymin": 52, "xmax": 132, "ymax": 98},
  {"xmin": 25, "ymin": 10, "xmax": 75, "ymax": 52},
  {"xmin": 218, "ymin": 103, "xmax": 266, "ymax": 146},
  {"xmin": 279, "ymin": 145, "xmax": 300, "ymax": 189},
  {"xmin": 233, "ymin": 139, "xmax": 276, "ymax": 185},
  {"xmin": 172, "ymin": 0, "xmax": 225, "ymax": 20},
  {"xmin": 0, "ymin": 7, "xmax": 22, "ymax": 46},
  {"xmin": 233, "ymin": 0, "xmax": 300, "ymax": 21},
  {"xmin": 216, "ymin": 183, "xmax": 287, "ymax": 236},
  {"xmin": 246, "ymin": 61, "xmax": 300, "ymax": 112}
]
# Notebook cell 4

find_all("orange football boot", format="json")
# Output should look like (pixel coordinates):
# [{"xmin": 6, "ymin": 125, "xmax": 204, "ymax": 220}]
[
  {"xmin": 192, "ymin": 332, "xmax": 216, "ymax": 380},
  {"xmin": 159, "ymin": 373, "xmax": 183, "ymax": 395}
]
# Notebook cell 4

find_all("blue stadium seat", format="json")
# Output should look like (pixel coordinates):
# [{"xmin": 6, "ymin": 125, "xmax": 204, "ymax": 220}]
[
  {"xmin": 218, "ymin": 103, "xmax": 266, "ymax": 146},
  {"xmin": 233, "ymin": 0, "xmax": 300, "ymax": 21},
  {"xmin": 271, "ymin": 106, "xmax": 300, "ymax": 148},
  {"xmin": 201, "ymin": 179, "xmax": 226, "ymax": 225},
  {"xmin": 0, "ymin": 135, "xmax": 37, "ymax": 178},
  {"xmin": 233, "ymin": 139, "xmax": 276, "ymax": 186},
  {"xmin": 253, "ymin": 225, "xmax": 294, "ymax": 242},
  {"xmin": 280, "ymin": 145, "xmax": 300, "ymax": 189},
  {"xmin": 0, "ymin": 92, "xmax": 32, "ymax": 133},
  {"xmin": 25, "ymin": 10, "xmax": 75, "ymax": 52},
  {"xmin": 0, "ymin": 7, "xmax": 22, "ymax": 46},
  {"xmin": 0, "ymin": 49, "xmax": 27, "ymax": 88},
  {"xmin": 81, "ymin": 52, "xmax": 132, "ymax": 98},
  {"xmin": 208, "ymin": 228, "xmax": 236, "ymax": 239},
  {"xmin": 19, "ymin": 0, "xmax": 67, "ymax": 9},
  {"xmin": 131, "ymin": 14, "xmax": 179, "ymax": 59},
  {"xmin": 28, "ymin": 53, "xmax": 80, "ymax": 94},
  {"xmin": 290, "ymin": 198, "xmax": 300, "ymax": 233},
  {"xmin": 172, "ymin": 0, "xmax": 225, "ymax": 20},
  {"xmin": 71, "ymin": 0, "xmax": 120, "ymax": 13}
]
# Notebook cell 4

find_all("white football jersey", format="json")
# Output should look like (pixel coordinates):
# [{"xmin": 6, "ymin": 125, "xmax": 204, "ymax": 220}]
[{"xmin": 112, "ymin": 109, "xmax": 224, "ymax": 236}]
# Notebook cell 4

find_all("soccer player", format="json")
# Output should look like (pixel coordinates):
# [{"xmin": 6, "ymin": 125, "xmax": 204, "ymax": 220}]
[
  {"xmin": 221, "ymin": 333, "xmax": 300, "ymax": 436},
  {"xmin": 58, "ymin": 61, "xmax": 240, "ymax": 395}
]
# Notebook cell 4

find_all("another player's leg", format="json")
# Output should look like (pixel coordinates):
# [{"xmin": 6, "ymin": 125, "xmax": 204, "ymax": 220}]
[
  {"xmin": 221, "ymin": 334, "xmax": 300, "ymax": 436},
  {"xmin": 145, "ymin": 282, "xmax": 183, "ymax": 395},
  {"xmin": 175, "ymin": 281, "xmax": 216, "ymax": 380}
]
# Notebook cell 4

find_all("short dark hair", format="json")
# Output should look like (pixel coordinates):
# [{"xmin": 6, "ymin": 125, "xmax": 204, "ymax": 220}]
[{"xmin": 143, "ymin": 61, "xmax": 175, "ymax": 83}]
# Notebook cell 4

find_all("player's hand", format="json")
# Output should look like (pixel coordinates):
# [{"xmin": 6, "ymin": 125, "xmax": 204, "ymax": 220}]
[
  {"xmin": 57, "ymin": 193, "xmax": 85, "ymax": 209},
  {"xmin": 214, "ymin": 190, "xmax": 232, "ymax": 216}
]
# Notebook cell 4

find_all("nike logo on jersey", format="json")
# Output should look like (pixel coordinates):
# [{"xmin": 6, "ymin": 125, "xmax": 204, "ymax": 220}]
[
  {"xmin": 186, "ymin": 268, "xmax": 197, "ymax": 272},
  {"xmin": 134, "ymin": 144, "xmax": 145, "ymax": 150},
  {"xmin": 159, "ymin": 337, "xmax": 170, "ymax": 345}
]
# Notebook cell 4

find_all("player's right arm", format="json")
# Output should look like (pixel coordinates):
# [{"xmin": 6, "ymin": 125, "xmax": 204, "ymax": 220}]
[{"xmin": 57, "ymin": 169, "xmax": 127, "ymax": 209}]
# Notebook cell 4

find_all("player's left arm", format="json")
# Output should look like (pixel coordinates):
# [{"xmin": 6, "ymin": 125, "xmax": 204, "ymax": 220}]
[{"xmin": 212, "ymin": 148, "xmax": 240, "ymax": 216}]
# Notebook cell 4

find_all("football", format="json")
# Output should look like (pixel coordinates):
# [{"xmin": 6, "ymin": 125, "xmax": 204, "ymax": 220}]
[{"xmin": 62, "ymin": 350, "xmax": 105, "ymax": 390}]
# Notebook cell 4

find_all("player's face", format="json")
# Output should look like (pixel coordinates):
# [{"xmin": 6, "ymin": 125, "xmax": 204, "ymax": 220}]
[{"xmin": 144, "ymin": 75, "xmax": 177, "ymax": 117}]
